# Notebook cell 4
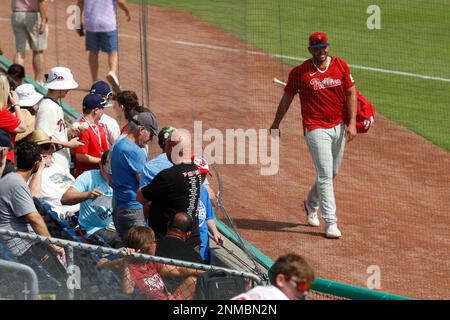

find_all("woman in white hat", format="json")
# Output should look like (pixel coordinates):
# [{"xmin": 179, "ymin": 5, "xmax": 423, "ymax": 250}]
[
  {"xmin": 35, "ymin": 66, "xmax": 84, "ymax": 171},
  {"xmin": 15, "ymin": 83, "xmax": 43, "ymax": 141}
]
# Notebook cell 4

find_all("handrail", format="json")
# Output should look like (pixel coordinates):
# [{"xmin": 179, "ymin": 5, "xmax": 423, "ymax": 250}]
[{"xmin": 0, "ymin": 258, "xmax": 39, "ymax": 300}]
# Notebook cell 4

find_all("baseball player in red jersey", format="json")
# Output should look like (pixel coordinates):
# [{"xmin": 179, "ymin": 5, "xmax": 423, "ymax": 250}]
[{"xmin": 270, "ymin": 32, "xmax": 357, "ymax": 238}]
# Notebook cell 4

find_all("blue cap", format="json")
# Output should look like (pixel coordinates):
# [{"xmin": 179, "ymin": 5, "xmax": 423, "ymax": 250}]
[
  {"xmin": 82, "ymin": 93, "xmax": 106, "ymax": 110},
  {"xmin": 0, "ymin": 129, "xmax": 12, "ymax": 149},
  {"xmin": 90, "ymin": 80, "xmax": 112, "ymax": 98}
]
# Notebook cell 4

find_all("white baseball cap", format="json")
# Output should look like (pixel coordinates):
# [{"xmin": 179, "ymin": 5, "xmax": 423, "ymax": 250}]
[
  {"xmin": 44, "ymin": 67, "xmax": 79, "ymax": 90},
  {"xmin": 15, "ymin": 83, "xmax": 44, "ymax": 107}
]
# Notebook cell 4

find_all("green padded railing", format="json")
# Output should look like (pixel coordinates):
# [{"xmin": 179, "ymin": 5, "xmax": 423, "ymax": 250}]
[
  {"xmin": 1, "ymin": 54, "xmax": 411, "ymax": 300},
  {"xmin": 215, "ymin": 220, "xmax": 411, "ymax": 300}
]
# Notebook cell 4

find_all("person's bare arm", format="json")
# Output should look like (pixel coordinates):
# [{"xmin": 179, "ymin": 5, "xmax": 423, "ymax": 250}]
[
  {"xmin": 75, "ymin": 153, "xmax": 101, "ymax": 165},
  {"xmin": 38, "ymin": 0, "xmax": 47, "ymax": 34},
  {"xmin": 120, "ymin": 263, "xmax": 135, "ymax": 294},
  {"xmin": 0, "ymin": 148, "xmax": 8, "ymax": 177},
  {"xmin": 160, "ymin": 264, "xmax": 203, "ymax": 278},
  {"xmin": 207, "ymin": 219, "xmax": 223, "ymax": 244},
  {"xmin": 61, "ymin": 186, "xmax": 102, "ymax": 205},
  {"xmin": 117, "ymin": 0, "xmax": 131, "ymax": 21},
  {"xmin": 26, "ymin": 212, "xmax": 66, "ymax": 263},
  {"xmin": 270, "ymin": 92, "xmax": 295, "ymax": 135},
  {"xmin": 8, "ymin": 92, "xmax": 26, "ymax": 133},
  {"xmin": 28, "ymin": 159, "xmax": 46, "ymax": 197},
  {"xmin": 52, "ymin": 137, "xmax": 84, "ymax": 149},
  {"xmin": 204, "ymin": 184, "xmax": 217, "ymax": 207},
  {"xmin": 345, "ymin": 86, "xmax": 357, "ymax": 142}
]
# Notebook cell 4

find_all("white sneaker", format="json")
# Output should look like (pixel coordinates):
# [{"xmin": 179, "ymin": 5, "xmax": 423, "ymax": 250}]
[
  {"xmin": 106, "ymin": 71, "xmax": 121, "ymax": 94},
  {"xmin": 303, "ymin": 201, "xmax": 320, "ymax": 227},
  {"xmin": 325, "ymin": 224, "xmax": 342, "ymax": 239}
]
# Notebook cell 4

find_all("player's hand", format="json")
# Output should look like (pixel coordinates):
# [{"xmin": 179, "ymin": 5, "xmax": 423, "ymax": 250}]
[
  {"xmin": 68, "ymin": 137, "xmax": 84, "ymax": 148},
  {"xmin": 346, "ymin": 123, "xmax": 357, "ymax": 142},
  {"xmin": 125, "ymin": 11, "xmax": 131, "ymax": 22},
  {"xmin": 88, "ymin": 189, "xmax": 103, "ymax": 200}
]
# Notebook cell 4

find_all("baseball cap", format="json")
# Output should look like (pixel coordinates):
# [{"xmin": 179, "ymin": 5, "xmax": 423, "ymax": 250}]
[
  {"xmin": 90, "ymin": 81, "xmax": 113, "ymax": 100},
  {"xmin": 82, "ymin": 93, "xmax": 106, "ymax": 110},
  {"xmin": 309, "ymin": 32, "xmax": 329, "ymax": 48},
  {"xmin": 0, "ymin": 129, "xmax": 12, "ymax": 149},
  {"xmin": 191, "ymin": 155, "xmax": 212, "ymax": 176},
  {"xmin": 44, "ymin": 67, "xmax": 79, "ymax": 90},
  {"xmin": 158, "ymin": 126, "xmax": 176, "ymax": 149},
  {"xmin": 15, "ymin": 83, "xmax": 43, "ymax": 107},
  {"xmin": 131, "ymin": 112, "xmax": 158, "ymax": 136}
]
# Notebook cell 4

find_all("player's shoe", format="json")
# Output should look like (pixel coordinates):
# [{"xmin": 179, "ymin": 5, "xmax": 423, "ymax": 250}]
[
  {"xmin": 106, "ymin": 71, "xmax": 121, "ymax": 94},
  {"xmin": 325, "ymin": 224, "xmax": 341, "ymax": 239},
  {"xmin": 303, "ymin": 201, "xmax": 320, "ymax": 227}
]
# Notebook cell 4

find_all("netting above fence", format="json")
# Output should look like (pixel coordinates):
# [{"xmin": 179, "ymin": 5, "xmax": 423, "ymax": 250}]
[{"xmin": 0, "ymin": 0, "xmax": 446, "ymax": 299}]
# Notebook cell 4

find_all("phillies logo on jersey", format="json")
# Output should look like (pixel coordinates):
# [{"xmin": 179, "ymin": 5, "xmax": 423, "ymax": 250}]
[
  {"xmin": 57, "ymin": 119, "xmax": 64, "ymax": 132},
  {"xmin": 310, "ymin": 77, "xmax": 342, "ymax": 90}
]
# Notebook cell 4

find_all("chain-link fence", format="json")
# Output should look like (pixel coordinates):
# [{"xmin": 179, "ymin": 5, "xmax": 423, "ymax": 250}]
[{"xmin": 0, "ymin": 228, "xmax": 262, "ymax": 300}]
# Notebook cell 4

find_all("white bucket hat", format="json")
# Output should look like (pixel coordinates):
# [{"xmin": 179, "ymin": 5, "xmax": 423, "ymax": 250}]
[
  {"xmin": 44, "ymin": 67, "xmax": 79, "ymax": 90},
  {"xmin": 15, "ymin": 83, "xmax": 44, "ymax": 107}
]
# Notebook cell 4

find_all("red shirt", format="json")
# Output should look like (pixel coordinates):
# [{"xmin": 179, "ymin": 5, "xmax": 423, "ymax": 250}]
[
  {"xmin": 128, "ymin": 261, "xmax": 173, "ymax": 300},
  {"xmin": 284, "ymin": 57, "xmax": 355, "ymax": 131},
  {"xmin": 0, "ymin": 108, "xmax": 20, "ymax": 163},
  {"xmin": 120, "ymin": 123, "xmax": 128, "ymax": 134},
  {"xmin": 74, "ymin": 119, "xmax": 109, "ymax": 177}
]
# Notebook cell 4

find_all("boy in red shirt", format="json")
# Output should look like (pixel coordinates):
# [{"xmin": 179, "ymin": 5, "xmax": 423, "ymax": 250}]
[
  {"xmin": 74, "ymin": 93, "xmax": 109, "ymax": 177},
  {"xmin": 97, "ymin": 226, "xmax": 201, "ymax": 300},
  {"xmin": 270, "ymin": 32, "xmax": 357, "ymax": 238}
]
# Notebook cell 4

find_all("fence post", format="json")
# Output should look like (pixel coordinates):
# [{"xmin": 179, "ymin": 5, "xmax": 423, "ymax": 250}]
[{"xmin": 66, "ymin": 245, "xmax": 75, "ymax": 300}]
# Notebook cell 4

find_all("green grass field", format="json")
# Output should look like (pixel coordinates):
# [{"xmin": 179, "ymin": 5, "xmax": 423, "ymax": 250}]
[{"xmin": 135, "ymin": 0, "xmax": 450, "ymax": 150}]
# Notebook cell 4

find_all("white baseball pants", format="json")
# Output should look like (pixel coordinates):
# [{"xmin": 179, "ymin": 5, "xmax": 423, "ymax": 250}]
[{"xmin": 304, "ymin": 122, "xmax": 346, "ymax": 225}]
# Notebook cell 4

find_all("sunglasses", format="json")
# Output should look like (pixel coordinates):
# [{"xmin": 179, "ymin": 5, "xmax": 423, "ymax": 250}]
[
  {"xmin": 40, "ymin": 143, "xmax": 56, "ymax": 152},
  {"xmin": 284, "ymin": 275, "xmax": 311, "ymax": 292}
]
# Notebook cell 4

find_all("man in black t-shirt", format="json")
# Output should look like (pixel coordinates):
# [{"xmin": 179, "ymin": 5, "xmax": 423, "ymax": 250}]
[
  {"xmin": 156, "ymin": 212, "xmax": 203, "ymax": 296},
  {"xmin": 156, "ymin": 212, "xmax": 202, "ymax": 262},
  {"xmin": 137, "ymin": 130, "xmax": 202, "ymax": 248}
]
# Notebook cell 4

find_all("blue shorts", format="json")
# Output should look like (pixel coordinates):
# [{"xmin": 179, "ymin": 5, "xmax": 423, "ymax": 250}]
[{"xmin": 86, "ymin": 30, "xmax": 118, "ymax": 52}]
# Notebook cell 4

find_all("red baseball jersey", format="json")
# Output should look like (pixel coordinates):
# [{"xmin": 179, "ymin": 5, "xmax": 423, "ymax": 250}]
[
  {"xmin": 0, "ymin": 108, "xmax": 20, "ymax": 163},
  {"xmin": 74, "ymin": 119, "xmax": 109, "ymax": 177},
  {"xmin": 284, "ymin": 57, "xmax": 355, "ymax": 131}
]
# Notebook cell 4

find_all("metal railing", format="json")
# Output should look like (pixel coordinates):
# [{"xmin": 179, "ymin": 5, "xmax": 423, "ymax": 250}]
[
  {"xmin": 0, "ymin": 259, "xmax": 39, "ymax": 300},
  {"xmin": 0, "ymin": 228, "xmax": 263, "ymax": 300}
]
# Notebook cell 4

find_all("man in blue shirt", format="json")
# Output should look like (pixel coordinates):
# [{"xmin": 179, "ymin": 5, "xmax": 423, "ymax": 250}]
[
  {"xmin": 140, "ymin": 125, "xmax": 176, "ymax": 187},
  {"xmin": 110, "ymin": 112, "xmax": 157, "ymax": 239},
  {"xmin": 61, "ymin": 151, "xmax": 122, "ymax": 247}
]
